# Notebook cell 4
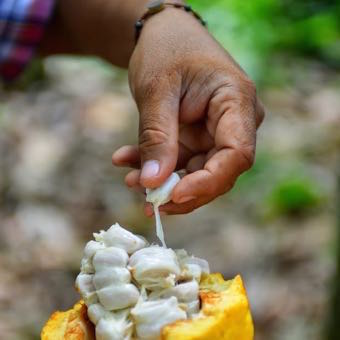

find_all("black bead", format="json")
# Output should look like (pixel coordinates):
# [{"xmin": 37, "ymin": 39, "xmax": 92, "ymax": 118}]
[{"xmin": 135, "ymin": 21, "xmax": 143, "ymax": 30}]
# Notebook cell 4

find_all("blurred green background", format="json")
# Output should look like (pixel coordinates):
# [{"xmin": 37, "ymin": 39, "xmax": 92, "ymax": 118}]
[{"xmin": 0, "ymin": 1, "xmax": 339, "ymax": 339}]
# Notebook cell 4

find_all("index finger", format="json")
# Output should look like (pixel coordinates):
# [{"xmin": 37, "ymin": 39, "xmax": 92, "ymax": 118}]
[
  {"xmin": 172, "ymin": 92, "xmax": 258, "ymax": 203},
  {"xmin": 171, "ymin": 148, "xmax": 250, "ymax": 203}
]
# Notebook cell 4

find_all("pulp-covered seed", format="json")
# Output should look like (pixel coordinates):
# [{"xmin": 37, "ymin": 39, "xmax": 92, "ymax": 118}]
[
  {"xmin": 176, "ymin": 249, "xmax": 210, "ymax": 281},
  {"xmin": 131, "ymin": 296, "xmax": 187, "ymax": 340},
  {"xmin": 129, "ymin": 246, "xmax": 180, "ymax": 289},
  {"xmin": 87, "ymin": 303, "xmax": 107, "ymax": 325},
  {"xmin": 146, "ymin": 172, "xmax": 180, "ymax": 207},
  {"xmin": 181, "ymin": 263, "xmax": 202, "ymax": 282},
  {"xmin": 80, "ymin": 240, "xmax": 105, "ymax": 273},
  {"xmin": 93, "ymin": 267, "xmax": 131, "ymax": 290},
  {"xmin": 75, "ymin": 273, "xmax": 95, "ymax": 294},
  {"xmin": 84, "ymin": 240, "xmax": 105, "ymax": 259},
  {"xmin": 183, "ymin": 257, "xmax": 210, "ymax": 275},
  {"xmin": 95, "ymin": 223, "xmax": 147, "ymax": 254},
  {"xmin": 92, "ymin": 247, "xmax": 129, "ymax": 272},
  {"xmin": 80, "ymin": 258, "xmax": 95, "ymax": 274},
  {"xmin": 97, "ymin": 283, "xmax": 140, "ymax": 311},
  {"xmin": 149, "ymin": 280, "xmax": 199, "ymax": 303},
  {"xmin": 75, "ymin": 273, "xmax": 98, "ymax": 305},
  {"xmin": 95, "ymin": 311, "xmax": 132, "ymax": 340}
]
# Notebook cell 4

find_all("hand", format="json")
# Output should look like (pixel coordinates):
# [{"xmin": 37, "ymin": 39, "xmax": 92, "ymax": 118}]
[{"xmin": 112, "ymin": 7, "xmax": 265, "ymax": 215}]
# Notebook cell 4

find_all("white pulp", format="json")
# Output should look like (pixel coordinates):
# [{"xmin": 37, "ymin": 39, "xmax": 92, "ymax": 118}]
[
  {"xmin": 146, "ymin": 173, "xmax": 180, "ymax": 248},
  {"xmin": 76, "ymin": 222, "xmax": 210, "ymax": 340},
  {"xmin": 131, "ymin": 296, "xmax": 187, "ymax": 339},
  {"xmin": 128, "ymin": 246, "xmax": 180, "ymax": 289}
]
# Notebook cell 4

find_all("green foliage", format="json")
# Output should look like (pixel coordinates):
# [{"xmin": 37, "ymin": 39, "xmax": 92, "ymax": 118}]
[
  {"xmin": 188, "ymin": 0, "xmax": 340, "ymax": 84},
  {"xmin": 228, "ymin": 151, "xmax": 328, "ymax": 221},
  {"xmin": 267, "ymin": 177, "xmax": 323, "ymax": 217}
]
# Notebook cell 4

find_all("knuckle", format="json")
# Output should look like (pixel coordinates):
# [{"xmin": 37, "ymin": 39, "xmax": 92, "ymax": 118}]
[
  {"xmin": 139, "ymin": 128, "xmax": 169, "ymax": 149},
  {"xmin": 233, "ymin": 76, "xmax": 257, "ymax": 107},
  {"xmin": 256, "ymin": 100, "xmax": 266, "ymax": 126},
  {"xmin": 238, "ymin": 145, "xmax": 255, "ymax": 170},
  {"xmin": 240, "ymin": 76, "xmax": 257, "ymax": 97},
  {"xmin": 209, "ymin": 94, "xmax": 224, "ymax": 116},
  {"xmin": 139, "ymin": 128, "xmax": 177, "ymax": 154},
  {"xmin": 257, "ymin": 111, "xmax": 265, "ymax": 127},
  {"xmin": 209, "ymin": 94, "xmax": 219, "ymax": 109}
]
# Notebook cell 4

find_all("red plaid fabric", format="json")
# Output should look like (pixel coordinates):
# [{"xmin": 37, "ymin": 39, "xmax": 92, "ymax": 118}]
[{"xmin": 0, "ymin": 0, "xmax": 55, "ymax": 82}]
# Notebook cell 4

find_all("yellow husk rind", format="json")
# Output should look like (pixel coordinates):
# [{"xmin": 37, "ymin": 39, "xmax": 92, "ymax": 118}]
[
  {"xmin": 41, "ymin": 301, "xmax": 94, "ymax": 340},
  {"xmin": 162, "ymin": 274, "xmax": 254, "ymax": 340},
  {"xmin": 41, "ymin": 274, "xmax": 254, "ymax": 340}
]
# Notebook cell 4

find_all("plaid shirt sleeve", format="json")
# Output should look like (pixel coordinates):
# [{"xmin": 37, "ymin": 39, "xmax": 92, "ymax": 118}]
[{"xmin": 0, "ymin": 0, "xmax": 55, "ymax": 82}]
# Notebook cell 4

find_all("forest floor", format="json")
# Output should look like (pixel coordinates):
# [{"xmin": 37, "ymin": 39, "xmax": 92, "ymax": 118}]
[{"xmin": 0, "ymin": 56, "xmax": 339, "ymax": 340}]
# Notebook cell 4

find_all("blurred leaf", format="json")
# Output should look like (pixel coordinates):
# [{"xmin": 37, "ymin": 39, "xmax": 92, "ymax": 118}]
[
  {"xmin": 266, "ymin": 177, "xmax": 324, "ymax": 217},
  {"xmin": 188, "ymin": 0, "xmax": 340, "ymax": 84}
]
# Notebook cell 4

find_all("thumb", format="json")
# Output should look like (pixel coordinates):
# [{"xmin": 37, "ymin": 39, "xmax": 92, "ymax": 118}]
[{"xmin": 137, "ymin": 82, "xmax": 179, "ymax": 189}]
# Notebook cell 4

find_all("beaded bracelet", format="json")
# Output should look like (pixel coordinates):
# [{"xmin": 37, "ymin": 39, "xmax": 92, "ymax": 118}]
[{"xmin": 135, "ymin": 0, "xmax": 207, "ymax": 42}]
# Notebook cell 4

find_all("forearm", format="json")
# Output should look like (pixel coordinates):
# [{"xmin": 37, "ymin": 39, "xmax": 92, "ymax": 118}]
[{"xmin": 40, "ymin": 0, "xmax": 151, "ymax": 67}]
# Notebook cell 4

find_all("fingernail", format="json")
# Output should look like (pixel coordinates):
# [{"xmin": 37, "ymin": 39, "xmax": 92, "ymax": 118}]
[
  {"xmin": 112, "ymin": 148, "xmax": 123, "ymax": 159},
  {"xmin": 141, "ymin": 160, "xmax": 160, "ymax": 180},
  {"xmin": 177, "ymin": 196, "xmax": 196, "ymax": 204}
]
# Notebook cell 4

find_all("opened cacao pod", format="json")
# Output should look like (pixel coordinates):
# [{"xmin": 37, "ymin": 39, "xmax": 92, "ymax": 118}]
[{"xmin": 41, "ymin": 273, "xmax": 253, "ymax": 340}]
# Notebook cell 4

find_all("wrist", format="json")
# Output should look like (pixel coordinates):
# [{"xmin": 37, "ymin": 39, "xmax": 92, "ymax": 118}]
[
  {"xmin": 135, "ymin": 1, "xmax": 208, "ymax": 43},
  {"xmin": 136, "ymin": 4, "xmax": 207, "ymax": 47}
]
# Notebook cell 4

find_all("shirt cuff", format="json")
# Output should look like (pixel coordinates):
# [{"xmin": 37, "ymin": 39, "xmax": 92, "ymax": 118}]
[{"xmin": 0, "ymin": 0, "xmax": 55, "ymax": 82}]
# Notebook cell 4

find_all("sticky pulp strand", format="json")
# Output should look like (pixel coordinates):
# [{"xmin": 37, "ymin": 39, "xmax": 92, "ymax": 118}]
[{"xmin": 154, "ymin": 205, "xmax": 166, "ymax": 248}]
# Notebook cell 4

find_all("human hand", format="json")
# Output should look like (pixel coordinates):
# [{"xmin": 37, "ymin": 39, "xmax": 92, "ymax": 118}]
[{"xmin": 112, "ymin": 6, "xmax": 264, "ymax": 215}]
